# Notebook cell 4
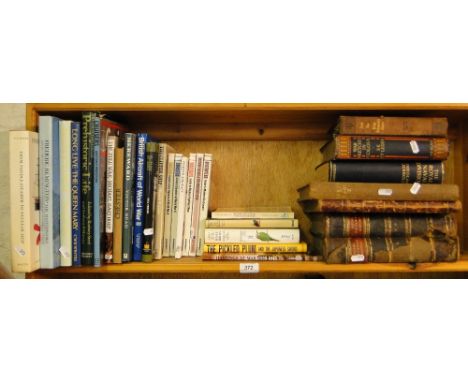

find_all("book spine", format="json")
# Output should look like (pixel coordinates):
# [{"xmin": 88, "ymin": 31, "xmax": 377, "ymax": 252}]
[
  {"xmin": 197, "ymin": 153, "xmax": 213, "ymax": 256},
  {"xmin": 202, "ymin": 253, "xmax": 310, "ymax": 261},
  {"xmin": 203, "ymin": 242, "xmax": 307, "ymax": 253},
  {"xmin": 80, "ymin": 112, "xmax": 96, "ymax": 266},
  {"xmin": 169, "ymin": 154, "xmax": 183, "ymax": 257},
  {"xmin": 92, "ymin": 117, "xmax": 101, "ymax": 267},
  {"xmin": 132, "ymin": 133, "xmax": 148, "ymax": 261},
  {"xmin": 9, "ymin": 131, "xmax": 40, "ymax": 273},
  {"xmin": 204, "ymin": 228, "xmax": 300, "ymax": 243},
  {"xmin": 175, "ymin": 156, "xmax": 188, "ymax": 259},
  {"xmin": 104, "ymin": 136, "xmax": 117, "ymax": 263},
  {"xmin": 39, "ymin": 116, "xmax": 61, "ymax": 269},
  {"xmin": 210, "ymin": 211, "xmax": 295, "ymax": 219},
  {"xmin": 316, "ymin": 214, "xmax": 457, "ymax": 238},
  {"xmin": 321, "ymin": 237, "xmax": 460, "ymax": 264},
  {"xmin": 329, "ymin": 161, "xmax": 444, "ymax": 183},
  {"xmin": 149, "ymin": 143, "xmax": 160, "ymax": 259},
  {"xmin": 337, "ymin": 116, "xmax": 448, "ymax": 137},
  {"xmin": 112, "ymin": 147, "xmax": 124, "ymax": 263},
  {"xmin": 331, "ymin": 136, "xmax": 449, "ymax": 160},
  {"xmin": 142, "ymin": 142, "xmax": 158, "ymax": 262},
  {"xmin": 205, "ymin": 219, "xmax": 299, "ymax": 228},
  {"xmin": 182, "ymin": 153, "xmax": 196, "ymax": 257},
  {"xmin": 59, "ymin": 121, "xmax": 72, "ymax": 266},
  {"xmin": 189, "ymin": 153, "xmax": 204, "ymax": 256},
  {"xmin": 71, "ymin": 122, "xmax": 81, "ymax": 266},
  {"xmin": 122, "ymin": 133, "xmax": 136, "ymax": 262},
  {"xmin": 162, "ymin": 153, "xmax": 175, "ymax": 257}
]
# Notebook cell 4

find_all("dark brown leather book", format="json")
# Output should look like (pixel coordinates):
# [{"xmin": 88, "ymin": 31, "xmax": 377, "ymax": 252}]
[
  {"xmin": 297, "ymin": 182, "xmax": 459, "ymax": 201},
  {"xmin": 316, "ymin": 236, "xmax": 459, "ymax": 264},
  {"xmin": 321, "ymin": 135, "xmax": 449, "ymax": 161},
  {"xmin": 299, "ymin": 199, "xmax": 462, "ymax": 214},
  {"xmin": 333, "ymin": 116, "xmax": 448, "ymax": 137},
  {"xmin": 309, "ymin": 214, "xmax": 457, "ymax": 238}
]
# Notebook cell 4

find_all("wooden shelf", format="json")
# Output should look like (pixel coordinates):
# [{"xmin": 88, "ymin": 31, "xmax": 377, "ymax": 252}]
[{"xmin": 27, "ymin": 255, "xmax": 468, "ymax": 277}]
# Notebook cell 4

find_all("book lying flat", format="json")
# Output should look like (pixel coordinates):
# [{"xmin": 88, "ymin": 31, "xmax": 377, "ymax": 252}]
[
  {"xmin": 203, "ymin": 242, "xmax": 307, "ymax": 253},
  {"xmin": 202, "ymin": 253, "xmax": 311, "ymax": 261},
  {"xmin": 205, "ymin": 219, "xmax": 299, "ymax": 228},
  {"xmin": 205, "ymin": 228, "xmax": 300, "ymax": 243},
  {"xmin": 211, "ymin": 207, "xmax": 294, "ymax": 219}
]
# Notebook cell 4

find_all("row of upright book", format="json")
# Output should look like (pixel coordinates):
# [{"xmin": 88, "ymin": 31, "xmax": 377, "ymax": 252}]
[
  {"xmin": 9, "ymin": 112, "xmax": 213, "ymax": 272},
  {"xmin": 298, "ymin": 115, "xmax": 461, "ymax": 264}
]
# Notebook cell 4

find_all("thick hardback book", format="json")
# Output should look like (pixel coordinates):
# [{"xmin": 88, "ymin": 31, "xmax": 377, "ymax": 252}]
[
  {"xmin": 59, "ymin": 120, "xmax": 73, "ymax": 266},
  {"xmin": 300, "ymin": 199, "xmax": 462, "ymax": 214},
  {"xmin": 112, "ymin": 147, "xmax": 124, "ymax": 263},
  {"xmin": 189, "ymin": 153, "xmax": 204, "ymax": 256},
  {"xmin": 163, "ymin": 153, "xmax": 176, "ymax": 257},
  {"xmin": 333, "ymin": 116, "xmax": 448, "ymax": 137},
  {"xmin": 211, "ymin": 207, "xmax": 295, "ymax": 219},
  {"xmin": 318, "ymin": 236, "xmax": 459, "ymax": 263},
  {"xmin": 310, "ymin": 214, "xmax": 457, "ymax": 238},
  {"xmin": 197, "ymin": 153, "xmax": 213, "ymax": 256},
  {"xmin": 80, "ymin": 111, "xmax": 97, "ymax": 266},
  {"xmin": 321, "ymin": 136, "xmax": 449, "ymax": 161},
  {"xmin": 297, "ymin": 182, "xmax": 459, "ymax": 202},
  {"xmin": 132, "ymin": 133, "xmax": 148, "ymax": 261},
  {"xmin": 174, "ymin": 156, "xmax": 188, "ymax": 259},
  {"xmin": 154, "ymin": 143, "xmax": 175, "ymax": 259},
  {"xmin": 202, "ymin": 253, "xmax": 311, "ymax": 261},
  {"xmin": 182, "ymin": 153, "xmax": 196, "ymax": 257},
  {"xmin": 9, "ymin": 131, "xmax": 40, "ymax": 273},
  {"xmin": 203, "ymin": 242, "xmax": 307, "ymax": 253},
  {"xmin": 92, "ymin": 116, "xmax": 103, "ymax": 267},
  {"xmin": 142, "ymin": 142, "xmax": 158, "ymax": 263},
  {"xmin": 205, "ymin": 219, "xmax": 299, "ymax": 228},
  {"xmin": 39, "ymin": 116, "xmax": 61, "ymax": 269},
  {"xmin": 122, "ymin": 133, "xmax": 136, "ymax": 262},
  {"xmin": 316, "ymin": 161, "xmax": 444, "ymax": 183},
  {"xmin": 104, "ymin": 136, "xmax": 118, "ymax": 263},
  {"xmin": 70, "ymin": 122, "xmax": 81, "ymax": 266},
  {"xmin": 205, "ymin": 228, "xmax": 300, "ymax": 243}
]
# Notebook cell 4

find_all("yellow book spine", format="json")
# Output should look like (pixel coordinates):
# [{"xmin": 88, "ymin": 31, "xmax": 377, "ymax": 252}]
[{"xmin": 203, "ymin": 242, "xmax": 307, "ymax": 253}]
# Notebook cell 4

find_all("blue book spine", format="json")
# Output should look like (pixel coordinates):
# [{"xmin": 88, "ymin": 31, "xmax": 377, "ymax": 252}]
[
  {"xmin": 39, "ymin": 116, "xmax": 61, "ymax": 269},
  {"xmin": 132, "ymin": 133, "xmax": 148, "ymax": 261},
  {"xmin": 71, "ymin": 122, "xmax": 81, "ymax": 266},
  {"xmin": 92, "ymin": 117, "xmax": 101, "ymax": 267}
]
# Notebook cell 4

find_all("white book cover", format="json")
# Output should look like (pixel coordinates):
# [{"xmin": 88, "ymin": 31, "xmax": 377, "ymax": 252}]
[
  {"xmin": 188, "ymin": 153, "xmax": 204, "ymax": 256},
  {"xmin": 211, "ymin": 207, "xmax": 294, "ymax": 219},
  {"xmin": 59, "ymin": 120, "xmax": 72, "ymax": 266},
  {"xmin": 196, "ymin": 153, "xmax": 213, "ymax": 256},
  {"xmin": 204, "ymin": 228, "xmax": 300, "ymax": 244},
  {"xmin": 162, "ymin": 153, "xmax": 175, "ymax": 257},
  {"xmin": 205, "ymin": 219, "xmax": 299, "ymax": 228},
  {"xmin": 175, "ymin": 156, "xmax": 188, "ymax": 259},
  {"xmin": 182, "ymin": 153, "xmax": 196, "ymax": 256},
  {"xmin": 154, "ymin": 143, "xmax": 175, "ymax": 259},
  {"xmin": 169, "ymin": 154, "xmax": 183, "ymax": 256},
  {"xmin": 9, "ymin": 131, "xmax": 40, "ymax": 273}
]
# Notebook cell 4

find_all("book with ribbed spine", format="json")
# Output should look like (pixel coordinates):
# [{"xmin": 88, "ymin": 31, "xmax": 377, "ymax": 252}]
[
  {"xmin": 316, "ymin": 161, "xmax": 444, "ymax": 183},
  {"xmin": 182, "ymin": 154, "xmax": 196, "ymax": 256},
  {"xmin": 9, "ymin": 131, "xmax": 40, "ymax": 273},
  {"xmin": 203, "ymin": 242, "xmax": 307, "ymax": 253},
  {"xmin": 112, "ymin": 146, "xmax": 124, "ymax": 263},
  {"xmin": 321, "ymin": 136, "xmax": 449, "ymax": 161},
  {"xmin": 132, "ymin": 133, "xmax": 148, "ymax": 261},
  {"xmin": 70, "ymin": 122, "xmax": 81, "ymax": 266},
  {"xmin": 39, "ymin": 116, "xmax": 61, "ymax": 269},
  {"xmin": 104, "ymin": 136, "xmax": 118, "ymax": 263},
  {"xmin": 81, "ymin": 111, "xmax": 97, "ymax": 266},
  {"xmin": 189, "ymin": 154, "xmax": 204, "ymax": 256},
  {"xmin": 333, "ymin": 116, "xmax": 448, "ymax": 137},
  {"xmin": 211, "ymin": 207, "xmax": 294, "ymax": 219},
  {"xmin": 122, "ymin": 133, "xmax": 136, "ymax": 262},
  {"xmin": 318, "ymin": 236, "xmax": 459, "ymax": 264},
  {"xmin": 205, "ymin": 228, "xmax": 300, "ymax": 243},
  {"xmin": 174, "ymin": 156, "xmax": 188, "ymax": 259},
  {"xmin": 154, "ymin": 143, "xmax": 175, "ymax": 259},
  {"xmin": 197, "ymin": 153, "xmax": 213, "ymax": 256},
  {"xmin": 59, "ymin": 120, "xmax": 73, "ymax": 266},
  {"xmin": 142, "ymin": 142, "xmax": 158, "ymax": 263},
  {"xmin": 310, "ymin": 214, "xmax": 457, "ymax": 238},
  {"xmin": 202, "ymin": 253, "xmax": 311, "ymax": 261},
  {"xmin": 163, "ymin": 153, "xmax": 176, "ymax": 257},
  {"xmin": 205, "ymin": 219, "xmax": 299, "ymax": 228}
]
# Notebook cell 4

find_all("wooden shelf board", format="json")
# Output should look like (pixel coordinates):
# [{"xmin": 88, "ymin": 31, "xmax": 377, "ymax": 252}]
[{"xmin": 27, "ymin": 255, "xmax": 468, "ymax": 276}]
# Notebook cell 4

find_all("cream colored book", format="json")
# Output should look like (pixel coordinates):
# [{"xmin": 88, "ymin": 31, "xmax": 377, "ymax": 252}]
[
  {"xmin": 59, "ymin": 121, "xmax": 72, "ymax": 266},
  {"xmin": 162, "ymin": 153, "xmax": 176, "ymax": 257},
  {"xmin": 205, "ymin": 219, "xmax": 299, "ymax": 228},
  {"xmin": 175, "ymin": 156, "xmax": 188, "ymax": 259},
  {"xmin": 182, "ymin": 154, "xmax": 196, "ymax": 256},
  {"xmin": 9, "ymin": 131, "xmax": 40, "ymax": 273},
  {"xmin": 204, "ymin": 228, "xmax": 300, "ymax": 243},
  {"xmin": 188, "ymin": 153, "xmax": 204, "ymax": 256},
  {"xmin": 197, "ymin": 153, "xmax": 213, "ymax": 256},
  {"xmin": 169, "ymin": 154, "xmax": 183, "ymax": 257},
  {"xmin": 211, "ymin": 207, "xmax": 294, "ymax": 219}
]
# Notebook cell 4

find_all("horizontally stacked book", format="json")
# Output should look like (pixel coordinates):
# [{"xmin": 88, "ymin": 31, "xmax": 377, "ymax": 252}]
[
  {"xmin": 298, "ymin": 116, "xmax": 461, "ymax": 264},
  {"xmin": 9, "ymin": 112, "xmax": 213, "ymax": 272},
  {"xmin": 202, "ymin": 207, "xmax": 309, "ymax": 261}
]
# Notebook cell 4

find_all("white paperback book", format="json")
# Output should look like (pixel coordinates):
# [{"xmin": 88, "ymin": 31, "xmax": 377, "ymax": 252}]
[
  {"xmin": 188, "ymin": 153, "xmax": 204, "ymax": 256},
  {"xmin": 175, "ymin": 156, "xmax": 188, "ymax": 259},
  {"xmin": 182, "ymin": 153, "xmax": 196, "ymax": 256},
  {"xmin": 59, "ymin": 120, "xmax": 73, "ymax": 266},
  {"xmin": 197, "ymin": 153, "xmax": 213, "ymax": 256},
  {"xmin": 169, "ymin": 154, "xmax": 183, "ymax": 257},
  {"xmin": 162, "ymin": 153, "xmax": 176, "ymax": 257},
  {"xmin": 204, "ymin": 228, "xmax": 300, "ymax": 243}
]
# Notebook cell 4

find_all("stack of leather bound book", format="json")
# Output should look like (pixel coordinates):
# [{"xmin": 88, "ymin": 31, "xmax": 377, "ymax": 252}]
[{"xmin": 298, "ymin": 116, "xmax": 461, "ymax": 264}]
